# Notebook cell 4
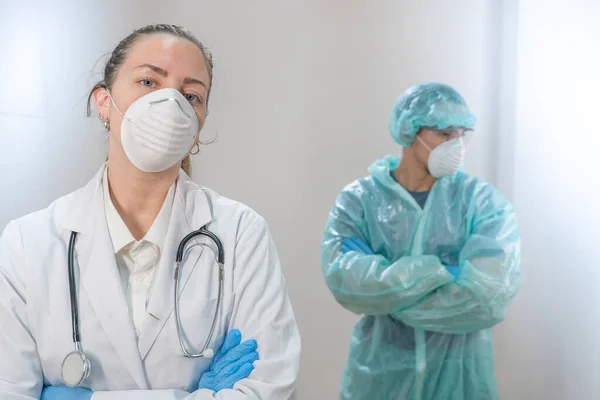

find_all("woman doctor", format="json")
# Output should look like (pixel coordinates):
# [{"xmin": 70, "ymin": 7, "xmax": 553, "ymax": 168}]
[{"xmin": 0, "ymin": 24, "xmax": 300, "ymax": 399}]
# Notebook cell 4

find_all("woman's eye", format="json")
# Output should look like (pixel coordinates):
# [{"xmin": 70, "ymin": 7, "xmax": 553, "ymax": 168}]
[{"xmin": 140, "ymin": 79, "xmax": 154, "ymax": 87}]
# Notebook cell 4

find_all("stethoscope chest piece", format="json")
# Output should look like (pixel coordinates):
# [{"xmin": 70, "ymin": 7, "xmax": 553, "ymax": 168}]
[{"xmin": 61, "ymin": 347, "xmax": 91, "ymax": 387}]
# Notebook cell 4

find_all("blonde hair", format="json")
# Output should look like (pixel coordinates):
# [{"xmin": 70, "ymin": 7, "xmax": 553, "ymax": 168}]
[{"xmin": 181, "ymin": 155, "xmax": 192, "ymax": 176}]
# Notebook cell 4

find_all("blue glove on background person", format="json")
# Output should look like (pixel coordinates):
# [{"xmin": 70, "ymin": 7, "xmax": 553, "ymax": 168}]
[
  {"xmin": 343, "ymin": 238, "xmax": 461, "ymax": 281},
  {"xmin": 341, "ymin": 238, "xmax": 375, "ymax": 255},
  {"xmin": 444, "ymin": 265, "xmax": 460, "ymax": 279}
]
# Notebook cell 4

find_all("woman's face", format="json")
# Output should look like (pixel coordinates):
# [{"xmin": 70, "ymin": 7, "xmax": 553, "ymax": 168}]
[{"xmin": 94, "ymin": 34, "xmax": 211, "ymax": 165}]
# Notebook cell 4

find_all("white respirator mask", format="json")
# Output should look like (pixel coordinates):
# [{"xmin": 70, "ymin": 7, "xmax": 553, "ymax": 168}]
[
  {"xmin": 109, "ymin": 88, "xmax": 200, "ymax": 173},
  {"xmin": 416, "ymin": 135, "xmax": 466, "ymax": 178}
]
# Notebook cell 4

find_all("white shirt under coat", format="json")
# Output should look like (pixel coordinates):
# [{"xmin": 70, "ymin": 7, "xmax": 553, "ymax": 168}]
[{"xmin": 102, "ymin": 167, "xmax": 175, "ymax": 340}]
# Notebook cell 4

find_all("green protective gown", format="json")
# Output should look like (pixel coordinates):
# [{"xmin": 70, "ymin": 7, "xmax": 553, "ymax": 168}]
[{"xmin": 321, "ymin": 155, "xmax": 521, "ymax": 400}]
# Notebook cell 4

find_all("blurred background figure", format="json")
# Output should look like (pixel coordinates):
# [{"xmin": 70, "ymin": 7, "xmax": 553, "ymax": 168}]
[{"xmin": 321, "ymin": 82, "xmax": 520, "ymax": 400}]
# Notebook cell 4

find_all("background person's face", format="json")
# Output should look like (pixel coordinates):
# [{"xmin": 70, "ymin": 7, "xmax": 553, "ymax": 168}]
[{"xmin": 413, "ymin": 127, "xmax": 468, "ymax": 170}]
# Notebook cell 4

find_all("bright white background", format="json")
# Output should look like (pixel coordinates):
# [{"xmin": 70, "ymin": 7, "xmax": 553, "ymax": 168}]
[
  {"xmin": 493, "ymin": 0, "xmax": 600, "ymax": 399},
  {"xmin": 0, "ymin": 0, "xmax": 597, "ymax": 399}
]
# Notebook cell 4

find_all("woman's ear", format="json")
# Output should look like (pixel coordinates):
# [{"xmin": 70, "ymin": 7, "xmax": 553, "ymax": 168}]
[{"xmin": 93, "ymin": 86, "xmax": 111, "ymax": 120}]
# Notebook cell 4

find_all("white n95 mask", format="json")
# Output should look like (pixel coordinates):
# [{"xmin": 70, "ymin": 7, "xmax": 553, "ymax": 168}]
[
  {"xmin": 110, "ymin": 88, "xmax": 200, "ymax": 173},
  {"xmin": 416, "ymin": 135, "xmax": 466, "ymax": 178}
]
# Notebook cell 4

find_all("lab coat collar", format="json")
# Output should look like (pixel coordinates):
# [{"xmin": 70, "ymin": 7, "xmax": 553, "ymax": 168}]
[
  {"xmin": 54, "ymin": 166, "xmax": 104, "ymax": 235},
  {"xmin": 55, "ymin": 164, "xmax": 212, "ymax": 240}
]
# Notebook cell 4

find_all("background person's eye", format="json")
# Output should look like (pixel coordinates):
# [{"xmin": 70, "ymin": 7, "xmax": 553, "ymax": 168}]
[{"xmin": 184, "ymin": 93, "xmax": 201, "ymax": 104}]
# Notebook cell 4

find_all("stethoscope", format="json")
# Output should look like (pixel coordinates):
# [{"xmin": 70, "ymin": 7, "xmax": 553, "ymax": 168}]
[{"xmin": 61, "ymin": 226, "xmax": 225, "ymax": 387}]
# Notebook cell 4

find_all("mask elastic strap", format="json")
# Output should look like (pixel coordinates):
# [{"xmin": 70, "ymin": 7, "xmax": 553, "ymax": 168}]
[
  {"xmin": 415, "ymin": 135, "xmax": 432, "ymax": 152},
  {"xmin": 107, "ymin": 91, "xmax": 128, "ymax": 121},
  {"xmin": 458, "ymin": 137, "xmax": 466, "ymax": 155}
]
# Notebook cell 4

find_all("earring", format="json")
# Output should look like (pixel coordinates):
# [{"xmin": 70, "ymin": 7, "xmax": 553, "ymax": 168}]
[
  {"xmin": 98, "ymin": 116, "xmax": 110, "ymax": 131},
  {"xmin": 190, "ymin": 143, "xmax": 200, "ymax": 155}
]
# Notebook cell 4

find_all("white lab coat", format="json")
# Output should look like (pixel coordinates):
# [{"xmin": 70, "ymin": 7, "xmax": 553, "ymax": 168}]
[{"xmin": 0, "ymin": 166, "xmax": 301, "ymax": 399}]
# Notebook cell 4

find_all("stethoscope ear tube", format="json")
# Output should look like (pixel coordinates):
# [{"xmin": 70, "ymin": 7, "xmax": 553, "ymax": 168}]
[
  {"xmin": 68, "ymin": 232, "xmax": 81, "ymax": 344},
  {"xmin": 64, "ymin": 231, "xmax": 91, "ymax": 386}
]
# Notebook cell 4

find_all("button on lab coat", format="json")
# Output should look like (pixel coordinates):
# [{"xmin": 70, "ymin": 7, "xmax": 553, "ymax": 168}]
[{"xmin": 0, "ymin": 165, "xmax": 301, "ymax": 399}]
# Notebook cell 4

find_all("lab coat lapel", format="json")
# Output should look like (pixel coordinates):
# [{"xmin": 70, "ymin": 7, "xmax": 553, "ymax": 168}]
[
  {"xmin": 139, "ymin": 171, "xmax": 212, "ymax": 360},
  {"xmin": 73, "ymin": 167, "xmax": 148, "ymax": 389}
]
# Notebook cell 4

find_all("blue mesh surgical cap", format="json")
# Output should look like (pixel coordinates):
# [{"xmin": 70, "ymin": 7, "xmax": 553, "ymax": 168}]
[{"xmin": 388, "ymin": 82, "xmax": 476, "ymax": 147}]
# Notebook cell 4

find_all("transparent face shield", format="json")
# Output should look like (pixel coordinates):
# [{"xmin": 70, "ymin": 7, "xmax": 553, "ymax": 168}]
[{"xmin": 421, "ymin": 126, "xmax": 474, "ymax": 145}]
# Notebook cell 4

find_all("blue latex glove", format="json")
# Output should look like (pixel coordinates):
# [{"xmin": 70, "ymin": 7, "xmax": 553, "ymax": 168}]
[
  {"xmin": 341, "ymin": 238, "xmax": 375, "ymax": 255},
  {"xmin": 444, "ymin": 265, "xmax": 460, "ymax": 279},
  {"xmin": 198, "ymin": 329, "xmax": 259, "ymax": 392},
  {"xmin": 41, "ymin": 386, "xmax": 93, "ymax": 400}
]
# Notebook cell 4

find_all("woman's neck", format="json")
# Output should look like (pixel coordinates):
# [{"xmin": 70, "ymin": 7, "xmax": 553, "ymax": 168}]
[
  {"xmin": 393, "ymin": 150, "xmax": 436, "ymax": 192},
  {"xmin": 106, "ymin": 156, "xmax": 178, "ymax": 240}
]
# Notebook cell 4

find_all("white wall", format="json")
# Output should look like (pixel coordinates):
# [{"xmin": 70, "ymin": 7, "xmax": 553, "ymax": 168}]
[
  {"xmin": 494, "ymin": 1, "xmax": 600, "ymax": 399},
  {"xmin": 0, "ymin": 1, "xmax": 501, "ymax": 398},
  {"xmin": 0, "ymin": 3, "xmax": 48, "ymax": 226}
]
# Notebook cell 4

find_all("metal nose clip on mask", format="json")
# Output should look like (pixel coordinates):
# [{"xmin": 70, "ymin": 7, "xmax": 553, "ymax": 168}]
[{"xmin": 109, "ymin": 88, "xmax": 200, "ymax": 173}]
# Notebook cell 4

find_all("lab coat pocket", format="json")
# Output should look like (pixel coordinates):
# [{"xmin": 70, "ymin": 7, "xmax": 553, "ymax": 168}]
[{"xmin": 177, "ymin": 293, "xmax": 234, "ymax": 348}]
